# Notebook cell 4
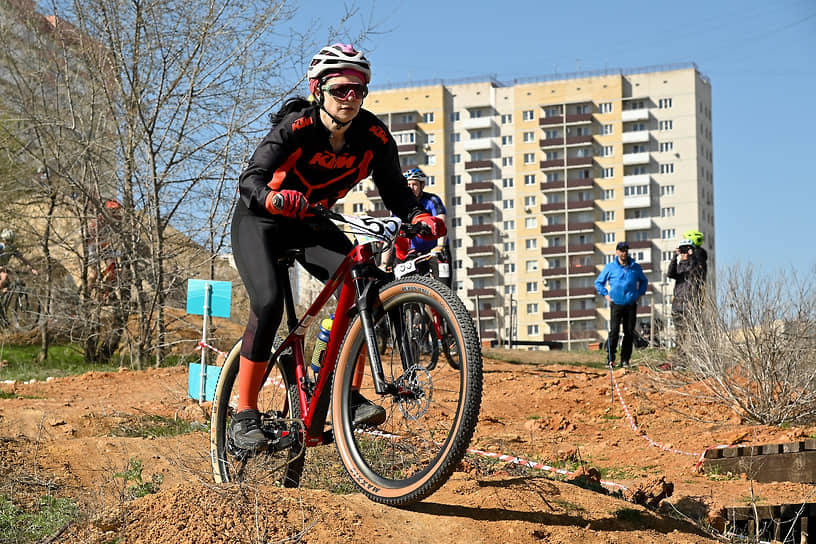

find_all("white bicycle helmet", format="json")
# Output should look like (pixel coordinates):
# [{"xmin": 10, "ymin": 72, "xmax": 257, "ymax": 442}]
[
  {"xmin": 404, "ymin": 167, "xmax": 427, "ymax": 184},
  {"xmin": 678, "ymin": 239, "xmax": 694, "ymax": 250},
  {"xmin": 0, "ymin": 228, "xmax": 14, "ymax": 244},
  {"xmin": 307, "ymin": 43, "xmax": 371, "ymax": 86}
]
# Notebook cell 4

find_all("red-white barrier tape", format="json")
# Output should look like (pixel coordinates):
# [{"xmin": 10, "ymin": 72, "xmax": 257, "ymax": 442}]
[{"xmin": 197, "ymin": 340, "xmax": 228, "ymax": 358}]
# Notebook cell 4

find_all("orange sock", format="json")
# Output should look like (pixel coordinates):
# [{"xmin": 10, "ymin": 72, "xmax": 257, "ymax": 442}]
[{"xmin": 236, "ymin": 356, "xmax": 268, "ymax": 413}]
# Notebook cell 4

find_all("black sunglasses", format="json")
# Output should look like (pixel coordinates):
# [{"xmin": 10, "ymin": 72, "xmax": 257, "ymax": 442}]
[{"xmin": 322, "ymin": 82, "xmax": 368, "ymax": 101}]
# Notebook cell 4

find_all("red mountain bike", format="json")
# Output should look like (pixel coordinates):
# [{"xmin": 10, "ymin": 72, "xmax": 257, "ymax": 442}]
[{"xmin": 210, "ymin": 206, "xmax": 482, "ymax": 506}]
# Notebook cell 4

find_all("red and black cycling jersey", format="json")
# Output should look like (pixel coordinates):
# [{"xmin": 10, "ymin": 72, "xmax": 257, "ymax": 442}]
[{"xmin": 238, "ymin": 104, "xmax": 424, "ymax": 222}]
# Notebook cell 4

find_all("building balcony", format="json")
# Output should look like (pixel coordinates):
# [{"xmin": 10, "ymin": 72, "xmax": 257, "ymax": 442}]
[
  {"xmin": 636, "ymin": 305, "xmax": 652, "ymax": 316},
  {"xmin": 540, "ymin": 158, "xmax": 564, "ymax": 169},
  {"xmin": 566, "ymin": 222, "xmax": 595, "ymax": 233},
  {"xmin": 390, "ymin": 122, "xmax": 417, "ymax": 132},
  {"xmin": 463, "ymin": 137, "xmax": 495, "ymax": 152},
  {"xmin": 540, "ymin": 202, "xmax": 566, "ymax": 213},
  {"xmin": 623, "ymin": 173, "xmax": 650, "ymax": 186},
  {"xmin": 465, "ymin": 181, "xmax": 494, "ymax": 193},
  {"xmin": 539, "ymin": 115, "xmax": 563, "ymax": 126},
  {"xmin": 624, "ymin": 217, "xmax": 651, "ymax": 230},
  {"xmin": 542, "ymin": 310, "xmax": 568, "ymax": 320},
  {"xmin": 568, "ymin": 243, "xmax": 595, "ymax": 254},
  {"xmin": 466, "ymin": 245, "xmax": 495, "ymax": 256},
  {"xmin": 542, "ymin": 289, "xmax": 567, "ymax": 299},
  {"xmin": 368, "ymin": 209, "xmax": 389, "ymax": 218},
  {"xmin": 565, "ymin": 113, "xmax": 592, "ymax": 124},
  {"xmin": 622, "ymin": 109, "xmax": 649, "ymax": 122},
  {"xmin": 466, "ymin": 224, "xmax": 495, "ymax": 235},
  {"xmin": 622, "ymin": 130, "xmax": 649, "ymax": 144},
  {"xmin": 567, "ymin": 264, "xmax": 597, "ymax": 276},
  {"xmin": 539, "ymin": 137, "xmax": 563, "ymax": 148},
  {"xmin": 465, "ymin": 202, "xmax": 496, "ymax": 214},
  {"xmin": 622, "ymin": 152, "xmax": 649, "ymax": 166},
  {"xmin": 397, "ymin": 144, "xmax": 418, "ymax": 155},
  {"xmin": 628, "ymin": 240, "xmax": 652, "ymax": 250},
  {"xmin": 365, "ymin": 189, "xmax": 381, "ymax": 200},
  {"xmin": 567, "ymin": 178, "xmax": 594, "ymax": 189},
  {"xmin": 566, "ymin": 156, "xmax": 593, "ymax": 167},
  {"xmin": 566, "ymin": 135, "xmax": 593, "ymax": 146},
  {"xmin": 567, "ymin": 200, "xmax": 594, "ymax": 211},
  {"xmin": 541, "ymin": 245, "xmax": 566, "ymax": 255},
  {"xmin": 464, "ymin": 160, "xmax": 494, "ymax": 171},
  {"xmin": 462, "ymin": 117, "xmax": 494, "ymax": 130},
  {"xmin": 467, "ymin": 287, "xmax": 498, "ymax": 298},
  {"xmin": 541, "ymin": 266, "xmax": 567, "ymax": 277},
  {"xmin": 470, "ymin": 307, "xmax": 497, "ymax": 319},
  {"xmin": 623, "ymin": 195, "xmax": 651, "ymax": 209},
  {"xmin": 467, "ymin": 266, "xmax": 494, "ymax": 278},
  {"xmin": 570, "ymin": 287, "xmax": 597, "ymax": 297},
  {"xmin": 540, "ymin": 180, "xmax": 565, "ymax": 192},
  {"xmin": 541, "ymin": 223, "xmax": 567, "ymax": 234}
]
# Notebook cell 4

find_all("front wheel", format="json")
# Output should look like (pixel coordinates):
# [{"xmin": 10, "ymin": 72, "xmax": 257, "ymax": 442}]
[
  {"xmin": 8, "ymin": 288, "xmax": 40, "ymax": 331},
  {"xmin": 210, "ymin": 339, "xmax": 305, "ymax": 487},
  {"xmin": 332, "ymin": 275, "xmax": 482, "ymax": 506}
]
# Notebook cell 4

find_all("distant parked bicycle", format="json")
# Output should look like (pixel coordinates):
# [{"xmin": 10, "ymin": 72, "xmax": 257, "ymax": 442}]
[{"xmin": 210, "ymin": 206, "xmax": 482, "ymax": 506}]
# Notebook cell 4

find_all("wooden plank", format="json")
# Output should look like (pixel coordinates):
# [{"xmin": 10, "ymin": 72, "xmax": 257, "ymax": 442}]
[{"xmin": 703, "ymin": 450, "xmax": 816, "ymax": 483}]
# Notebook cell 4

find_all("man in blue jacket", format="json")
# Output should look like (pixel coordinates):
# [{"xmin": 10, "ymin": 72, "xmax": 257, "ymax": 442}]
[{"xmin": 595, "ymin": 241, "xmax": 648, "ymax": 367}]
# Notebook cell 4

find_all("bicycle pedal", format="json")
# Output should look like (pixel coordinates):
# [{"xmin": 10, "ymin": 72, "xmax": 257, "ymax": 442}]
[{"xmin": 265, "ymin": 429, "xmax": 298, "ymax": 452}]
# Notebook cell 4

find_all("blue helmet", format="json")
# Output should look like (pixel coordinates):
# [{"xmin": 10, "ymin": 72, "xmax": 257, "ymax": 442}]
[{"xmin": 404, "ymin": 167, "xmax": 427, "ymax": 184}]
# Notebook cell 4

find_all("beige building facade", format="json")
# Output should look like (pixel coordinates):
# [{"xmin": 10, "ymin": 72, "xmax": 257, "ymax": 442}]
[{"xmin": 340, "ymin": 63, "xmax": 714, "ymax": 349}]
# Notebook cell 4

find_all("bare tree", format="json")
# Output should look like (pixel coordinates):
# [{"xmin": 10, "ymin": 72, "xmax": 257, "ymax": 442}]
[
  {"xmin": 1, "ymin": 0, "xmax": 375, "ymax": 366},
  {"xmin": 651, "ymin": 264, "xmax": 816, "ymax": 425}
]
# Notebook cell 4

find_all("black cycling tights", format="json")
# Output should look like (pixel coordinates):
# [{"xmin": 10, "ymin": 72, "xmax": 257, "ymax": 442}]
[{"xmin": 231, "ymin": 203, "xmax": 352, "ymax": 361}]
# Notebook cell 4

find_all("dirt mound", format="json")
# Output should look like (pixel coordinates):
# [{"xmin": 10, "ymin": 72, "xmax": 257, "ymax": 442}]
[{"xmin": 2, "ymin": 355, "xmax": 814, "ymax": 543}]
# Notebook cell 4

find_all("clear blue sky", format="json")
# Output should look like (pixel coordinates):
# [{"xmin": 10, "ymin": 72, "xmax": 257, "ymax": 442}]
[{"xmin": 294, "ymin": 0, "xmax": 816, "ymax": 277}]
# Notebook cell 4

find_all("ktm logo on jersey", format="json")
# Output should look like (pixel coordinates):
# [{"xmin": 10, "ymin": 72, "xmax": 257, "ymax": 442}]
[
  {"xmin": 292, "ymin": 116, "xmax": 313, "ymax": 131},
  {"xmin": 309, "ymin": 152, "xmax": 356, "ymax": 169},
  {"xmin": 369, "ymin": 125, "xmax": 389, "ymax": 144}
]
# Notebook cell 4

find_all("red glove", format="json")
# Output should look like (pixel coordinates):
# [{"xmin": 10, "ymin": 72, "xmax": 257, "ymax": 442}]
[
  {"xmin": 265, "ymin": 190, "xmax": 308, "ymax": 219},
  {"xmin": 411, "ymin": 213, "xmax": 446, "ymax": 241}
]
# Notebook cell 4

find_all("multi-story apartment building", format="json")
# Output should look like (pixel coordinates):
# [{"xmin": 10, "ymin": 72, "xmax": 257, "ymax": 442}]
[{"xmin": 340, "ymin": 63, "xmax": 714, "ymax": 349}]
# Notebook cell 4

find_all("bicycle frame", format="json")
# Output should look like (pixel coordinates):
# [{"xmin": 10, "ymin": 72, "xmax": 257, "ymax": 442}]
[{"xmin": 268, "ymin": 219, "xmax": 399, "ymax": 447}]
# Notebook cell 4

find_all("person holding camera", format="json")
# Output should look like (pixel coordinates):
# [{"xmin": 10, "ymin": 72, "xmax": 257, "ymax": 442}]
[{"xmin": 667, "ymin": 238, "xmax": 707, "ymax": 338}]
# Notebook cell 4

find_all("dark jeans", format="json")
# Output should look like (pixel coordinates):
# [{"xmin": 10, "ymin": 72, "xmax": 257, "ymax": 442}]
[{"xmin": 608, "ymin": 302, "xmax": 637, "ymax": 363}]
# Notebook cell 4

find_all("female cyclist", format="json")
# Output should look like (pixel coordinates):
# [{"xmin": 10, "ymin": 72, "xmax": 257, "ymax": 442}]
[{"xmin": 229, "ymin": 43, "xmax": 445, "ymax": 451}]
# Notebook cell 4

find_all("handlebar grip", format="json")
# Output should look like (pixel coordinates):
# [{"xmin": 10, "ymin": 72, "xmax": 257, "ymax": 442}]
[{"xmin": 271, "ymin": 192, "xmax": 284, "ymax": 211}]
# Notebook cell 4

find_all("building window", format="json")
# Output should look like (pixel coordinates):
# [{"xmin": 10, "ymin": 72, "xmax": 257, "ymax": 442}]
[
  {"xmin": 662, "ymin": 250, "xmax": 674, "ymax": 261},
  {"xmin": 526, "ymin": 281, "xmax": 538, "ymax": 293},
  {"xmin": 450, "ymin": 111, "xmax": 460, "ymax": 122},
  {"xmin": 603, "ymin": 210, "xmax": 615, "ymax": 221},
  {"xmin": 450, "ymin": 132, "xmax": 460, "ymax": 143},
  {"xmin": 522, "ymin": 110, "xmax": 535, "ymax": 121},
  {"xmin": 502, "ymin": 156, "xmax": 513, "ymax": 166},
  {"xmin": 503, "ymin": 199, "xmax": 514, "ymax": 209},
  {"xmin": 600, "ymin": 145, "xmax": 614, "ymax": 157},
  {"xmin": 523, "ymin": 131, "xmax": 535, "ymax": 142},
  {"xmin": 525, "ymin": 260, "xmax": 538, "ymax": 272},
  {"xmin": 601, "ymin": 167, "xmax": 614, "ymax": 178},
  {"xmin": 601, "ymin": 189, "xmax": 615, "ymax": 200},
  {"xmin": 659, "ymin": 98, "xmax": 673, "ymax": 108},
  {"xmin": 601, "ymin": 124, "xmax": 613, "ymax": 135},
  {"xmin": 453, "ymin": 217, "xmax": 462, "ymax": 227},
  {"xmin": 504, "ymin": 263, "xmax": 516, "ymax": 273},
  {"xmin": 660, "ymin": 184, "xmax": 675, "ymax": 196},
  {"xmin": 624, "ymin": 185, "xmax": 649, "ymax": 196},
  {"xmin": 423, "ymin": 112, "xmax": 434, "ymax": 123},
  {"xmin": 661, "ymin": 229, "xmax": 676, "ymax": 239},
  {"xmin": 501, "ymin": 113, "xmax": 512, "ymax": 124},
  {"xmin": 503, "ymin": 220, "xmax": 515, "ymax": 230},
  {"xmin": 523, "ymin": 152, "xmax": 535, "ymax": 164},
  {"xmin": 451, "ymin": 154, "xmax": 460, "ymax": 164},
  {"xmin": 661, "ymin": 207, "xmax": 675, "ymax": 217},
  {"xmin": 525, "ymin": 239, "xmax": 537, "ymax": 249},
  {"xmin": 505, "ymin": 285, "xmax": 516, "ymax": 294},
  {"xmin": 527, "ymin": 324, "xmax": 539, "ymax": 335},
  {"xmin": 526, "ymin": 303, "xmax": 538, "ymax": 313},
  {"xmin": 454, "ymin": 239, "xmax": 463, "ymax": 248},
  {"xmin": 659, "ymin": 120, "xmax": 673, "ymax": 130},
  {"xmin": 502, "ymin": 177, "xmax": 514, "ymax": 188},
  {"xmin": 426, "ymin": 176, "xmax": 436, "ymax": 186},
  {"xmin": 524, "ymin": 195, "xmax": 536, "ymax": 206},
  {"xmin": 352, "ymin": 203, "xmax": 364, "ymax": 213},
  {"xmin": 453, "ymin": 196, "xmax": 462, "ymax": 205},
  {"xmin": 426, "ymin": 155, "xmax": 436, "ymax": 166},
  {"xmin": 501, "ymin": 135, "xmax": 513, "ymax": 145},
  {"xmin": 524, "ymin": 174, "xmax": 536, "ymax": 185},
  {"xmin": 603, "ymin": 232, "xmax": 616, "ymax": 243},
  {"xmin": 451, "ymin": 174, "xmax": 461, "ymax": 185},
  {"xmin": 660, "ymin": 163, "xmax": 675, "ymax": 174},
  {"xmin": 525, "ymin": 217, "xmax": 537, "ymax": 229},
  {"xmin": 659, "ymin": 141, "xmax": 674, "ymax": 152},
  {"xmin": 503, "ymin": 241, "xmax": 515, "ymax": 252},
  {"xmin": 598, "ymin": 102, "xmax": 613, "ymax": 113}
]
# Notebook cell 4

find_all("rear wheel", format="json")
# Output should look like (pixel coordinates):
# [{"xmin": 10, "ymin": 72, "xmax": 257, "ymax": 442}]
[
  {"xmin": 332, "ymin": 275, "xmax": 482, "ymax": 506},
  {"xmin": 9, "ymin": 288, "xmax": 40, "ymax": 331},
  {"xmin": 210, "ymin": 339, "xmax": 305, "ymax": 487}
]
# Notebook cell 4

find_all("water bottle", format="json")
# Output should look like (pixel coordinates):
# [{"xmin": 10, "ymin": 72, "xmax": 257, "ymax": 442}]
[{"xmin": 311, "ymin": 316, "xmax": 334, "ymax": 376}]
